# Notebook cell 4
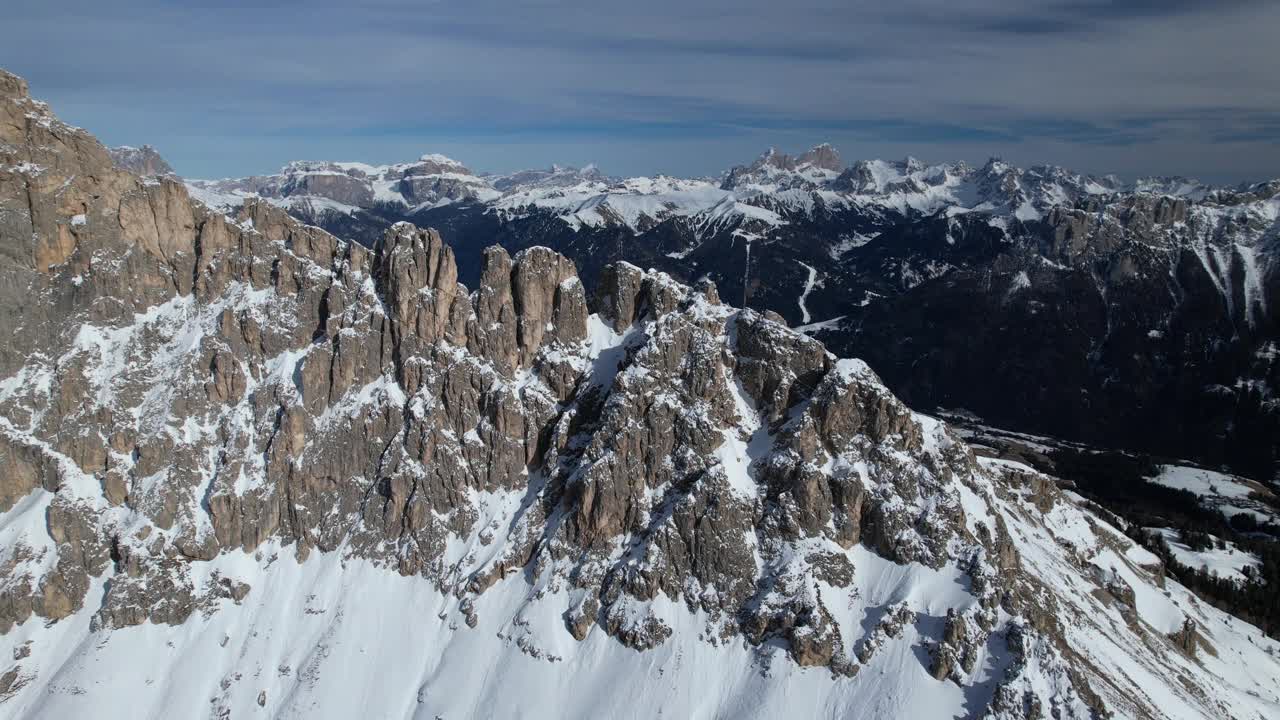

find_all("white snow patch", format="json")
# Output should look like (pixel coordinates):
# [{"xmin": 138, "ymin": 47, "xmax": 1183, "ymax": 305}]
[
  {"xmin": 796, "ymin": 261, "xmax": 817, "ymax": 324},
  {"xmin": 1147, "ymin": 528, "xmax": 1261, "ymax": 583}
]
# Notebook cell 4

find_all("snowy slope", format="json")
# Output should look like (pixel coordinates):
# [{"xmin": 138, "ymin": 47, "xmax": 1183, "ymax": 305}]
[
  {"xmin": 1152, "ymin": 464, "xmax": 1280, "ymax": 525},
  {"xmin": 2, "ymin": 256, "xmax": 1279, "ymax": 719},
  {"xmin": 0, "ymin": 544, "xmax": 978, "ymax": 719},
  {"xmin": 1146, "ymin": 528, "xmax": 1261, "ymax": 583},
  {"xmin": 4, "ymin": 431, "xmax": 1279, "ymax": 719}
]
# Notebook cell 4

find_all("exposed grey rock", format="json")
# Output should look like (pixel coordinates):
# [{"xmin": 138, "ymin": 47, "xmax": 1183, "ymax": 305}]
[
  {"xmin": 186, "ymin": 154, "xmax": 495, "ymax": 215},
  {"xmin": 796, "ymin": 143, "xmax": 843, "ymax": 172},
  {"xmin": 108, "ymin": 145, "xmax": 175, "ymax": 177},
  {"xmin": 0, "ymin": 76, "xmax": 1053, "ymax": 664},
  {"xmin": 0, "ymin": 68, "xmax": 1269, "ymax": 720}
]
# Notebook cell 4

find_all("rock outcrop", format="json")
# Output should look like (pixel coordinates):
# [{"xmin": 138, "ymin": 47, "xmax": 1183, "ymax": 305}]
[
  {"xmin": 2, "ymin": 68, "xmax": 1279, "ymax": 720},
  {"xmin": 216, "ymin": 135, "xmax": 1278, "ymax": 485},
  {"xmin": 107, "ymin": 145, "xmax": 175, "ymax": 177}
]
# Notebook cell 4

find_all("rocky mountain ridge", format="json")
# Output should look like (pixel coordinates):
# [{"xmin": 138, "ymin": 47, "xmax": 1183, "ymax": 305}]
[
  {"xmin": 186, "ymin": 153, "xmax": 501, "ymax": 218},
  {"xmin": 107, "ymin": 144, "xmax": 174, "ymax": 178},
  {"xmin": 183, "ymin": 140, "xmax": 1279, "ymax": 482},
  {"xmin": 3, "ymin": 67, "xmax": 1280, "ymax": 719},
  {"xmin": 185, "ymin": 142, "xmax": 1242, "ymax": 232}
]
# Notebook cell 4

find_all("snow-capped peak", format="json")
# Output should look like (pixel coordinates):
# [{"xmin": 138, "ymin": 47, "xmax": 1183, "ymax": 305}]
[
  {"xmin": 489, "ymin": 163, "xmax": 611, "ymax": 193},
  {"xmin": 107, "ymin": 144, "xmax": 175, "ymax": 177},
  {"xmin": 186, "ymin": 152, "xmax": 499, "ymax": 216},
  {"xmin": 721, "ymin": 144, "xmax": 846, "ymax": 192},
  {"xmin": 418, "ymin": 152, "xmax": 465, "ymax": 167},
  {"xmin": 184, "ymin": 144, "xmax": 1274, "ymax": 244}
]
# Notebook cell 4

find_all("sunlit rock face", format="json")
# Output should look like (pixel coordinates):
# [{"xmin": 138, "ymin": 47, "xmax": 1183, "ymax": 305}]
[{"xmin": 2, "ymin": 67, "xmax": 1280, "ymax": 720}]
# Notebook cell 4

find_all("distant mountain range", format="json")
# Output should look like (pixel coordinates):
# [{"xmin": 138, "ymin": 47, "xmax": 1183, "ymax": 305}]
[
  {"xmin": 170, "ymin": 144, "xmax": 1279, "ymax": 482},
  {"xmin": 184, "ymin": 143, "xmax": 1223, "ymax": 236}
]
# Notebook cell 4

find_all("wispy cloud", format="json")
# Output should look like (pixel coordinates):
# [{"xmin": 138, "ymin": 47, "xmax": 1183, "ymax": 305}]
[{"xmin": 2, "ymin": 0, "xmax": 1276, "ymax": 181}]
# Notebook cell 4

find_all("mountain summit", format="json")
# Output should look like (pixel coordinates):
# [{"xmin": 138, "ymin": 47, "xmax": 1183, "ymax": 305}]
[{"xmin": 107, "ymin": 145, "xmax": 175, "ymax": 177}]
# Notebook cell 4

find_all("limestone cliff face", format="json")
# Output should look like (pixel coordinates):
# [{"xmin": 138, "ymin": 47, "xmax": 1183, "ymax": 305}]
[
  {"xmin": 2, "ymin": 69, "xmax": 1278, "ymax": 720},
  {"xmin": 107, "ymin": 145, "xmax": 175, "ymax": 178},
  {"xmin": 0, "ymin": 67, "xmax": 977, "ymax": 649}
]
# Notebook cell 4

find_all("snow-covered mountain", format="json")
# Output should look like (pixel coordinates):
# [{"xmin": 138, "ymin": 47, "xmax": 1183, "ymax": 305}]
[
  {"xmin": 720, "ymin": 144, "xmax": 845, "ymax": 193},
  {"xmin": 184, "ymin": 140, "xmax": 1253, "ymax": 240},
  {"xmin": 7, "ymin": 66, "xmax": 1280, "ymax": 720},
  {"xmin": 186, "ymin": 140, "xmax": 1279, "ymax": 482},
  {"xmin": 186, "ymin": 153, "xmax": 500, "ymax": 217},
  {"xmin": 488, "ymin": 163, "xmax": 609, "ymax": 192}
]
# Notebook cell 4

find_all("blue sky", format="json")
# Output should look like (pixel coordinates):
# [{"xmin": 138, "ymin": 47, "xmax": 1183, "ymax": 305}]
[{"xmin": 4, "ymin": 0, "xmax": 1278, "ymax": 182}]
